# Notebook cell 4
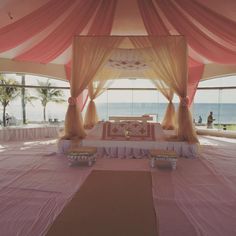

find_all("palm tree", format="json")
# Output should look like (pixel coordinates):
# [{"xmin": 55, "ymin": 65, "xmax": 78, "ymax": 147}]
[
  {"xmin": 35, "ymin": 79, "xmax": 65, "ymax": 122},
  {"xmin": 20, "ymin": 74, "xmax": 38, "ymax": 124},
  {"xmin": 0, "ymin": 74, "xmax": 20, "ymax": 126}
]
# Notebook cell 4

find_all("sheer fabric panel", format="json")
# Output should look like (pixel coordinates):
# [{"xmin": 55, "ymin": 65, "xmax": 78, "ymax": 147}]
[{"xmin": 63, "ymin": 36, "xmax": 122, "ymax": 139}]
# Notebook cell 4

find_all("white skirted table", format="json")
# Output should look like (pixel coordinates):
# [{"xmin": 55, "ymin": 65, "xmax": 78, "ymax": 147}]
[
  {"xmin": 149, "ymin": 149, "xmax": 178, "ymax": 170},
  {"xmin": 67, "ymin": 146, "xmax": 97, "ymax": 167},
  {"xmin": 58, "ymin": 139, "xmax": 199, "ymax": 159},
  {"xmin": 0, "ymin": 126, "xmax": 61, "ymax": 141}
]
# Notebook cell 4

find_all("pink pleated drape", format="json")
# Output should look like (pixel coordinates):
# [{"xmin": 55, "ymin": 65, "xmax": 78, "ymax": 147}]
[
  {"xmin": 64, "ymin": 0, "xmax": 117, "ymax": 81},
  {"xmin": 137, "ymin": 0, "xmax": 204, "ymax": 110},
  {"xmin": 87, "ymin": 0, "xmax": 117, "ymax": 35},
  {"xmin": 64, "ymin": 0, "xmax": 117, "ymax": 116},
  {"xmin": 156, "ymin": 0, "xmax": 236, "ymax": 64},
  {"xmin": 188, "ymin": 59, "xmax": 205, "ymax": 105},
  {"xmin": 63, "ymin": 36, "xmax": 122, "ymax": 140},
  {"xmin": 0, "ymin": 0, "xmax": 76, "ymax": 53},
  {"xmin": 174, "ymin": 0, "xmax": 236, "ymax": 44},
  {"xmin": 137, "ymin": 0, "xmax": 168, "ymax": 35},
  {"xmin": 15, "ymin": 0, "xmax": 100, "ymax": 63}
]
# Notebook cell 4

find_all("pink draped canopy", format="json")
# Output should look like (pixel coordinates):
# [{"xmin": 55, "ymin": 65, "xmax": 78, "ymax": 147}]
[{"xmin": 0, "ymin": 0, "xmax": 235, "ymax": 107}]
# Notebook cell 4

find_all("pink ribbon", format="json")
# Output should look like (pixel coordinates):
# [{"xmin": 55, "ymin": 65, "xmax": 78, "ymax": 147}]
[
  {"xmin": 180, "ymin": 96, "xmax": 190, "ymax": 107},
  {"xmin": 68, "ymin": 97, "xmax": 78, "ymax": 106}
]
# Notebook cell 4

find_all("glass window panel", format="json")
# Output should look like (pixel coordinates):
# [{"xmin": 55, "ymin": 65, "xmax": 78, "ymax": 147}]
[
  {"xmin": 199, "ymin": 75, "xmax": 236, "ymax": 87},
  {"xmin": 219, "ymin": 89, "xmax": 236, "ymax": 128},
  {"xmin": 193, "ymin": 90, "xmax": 220, "ymax": 127},
  {"xmin": 107, "ymin": 90, "xmax": 133, "ymax": 118},
  {"xmin": 132, "ymin": 90, "xmax": 158, "ymax": 121}
]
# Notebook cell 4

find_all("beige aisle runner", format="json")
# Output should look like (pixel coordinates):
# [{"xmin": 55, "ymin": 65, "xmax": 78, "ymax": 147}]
[{"xmin": 46, "ymin": 170, "xmax": 158, "ymax": 236}]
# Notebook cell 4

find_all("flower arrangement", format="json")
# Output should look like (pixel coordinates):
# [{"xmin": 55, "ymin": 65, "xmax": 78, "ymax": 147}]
[{"xmin": 124, "ymin": 129, "xmax": 130, "ymax": 139}]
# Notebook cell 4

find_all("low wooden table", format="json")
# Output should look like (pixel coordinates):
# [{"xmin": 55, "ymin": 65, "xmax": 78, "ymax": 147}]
[
  {"xmin": 149, "ymin": 149, "xmax": 178, "ymax": 170},
  {"xmin": 67, "ymin": 146, "xmax": 97, "ymax": 167}
]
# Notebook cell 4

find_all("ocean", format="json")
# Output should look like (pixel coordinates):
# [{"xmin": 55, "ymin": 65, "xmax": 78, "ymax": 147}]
[
  {"xmin": 96, "ymin": 103, "xmax": 236, "ymax": 124},
  {"xmin": 3, "ymin": 102, "xmax": 236, "ymax": 124}
]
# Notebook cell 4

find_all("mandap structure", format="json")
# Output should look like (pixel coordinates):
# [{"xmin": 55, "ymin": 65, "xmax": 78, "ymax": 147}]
[{"xmin": 0, "ymin": 0, "xmax": 236, "ymax": 144}]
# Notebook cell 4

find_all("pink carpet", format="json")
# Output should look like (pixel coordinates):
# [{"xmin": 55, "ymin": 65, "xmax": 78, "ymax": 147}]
[{"xmin": 0, "ymin": 136, "xmax": 236, "ymax": 235}]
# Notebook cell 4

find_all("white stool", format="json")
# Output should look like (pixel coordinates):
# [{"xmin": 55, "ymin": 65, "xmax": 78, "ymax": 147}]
[
  {"xmin": 149, "ymin": 149, "xmax": 178, "ymax": 170},
  {"xmin": 67, "ymin": 147, "xmax": 97, "ymax": 167}
]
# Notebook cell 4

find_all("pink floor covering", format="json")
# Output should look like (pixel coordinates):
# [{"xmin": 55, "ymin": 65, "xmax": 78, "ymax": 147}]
[
  {"xmin": 0, "ymin": 140, "xmax": 92, "ymax": 236},
  {"xmin": 0, "ymin": 136, "xmax": 236, "ymax": 235}
]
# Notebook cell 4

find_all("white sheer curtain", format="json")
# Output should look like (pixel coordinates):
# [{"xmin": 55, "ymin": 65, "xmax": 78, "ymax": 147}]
[
  {"xmin": 152, "ymin": 80, "xmax": 176, "ymax": 130},
  {"xmin": 63, "ymin": 36, "xmax": 123, "ymax": 140},
  {"xmin": 130, "ymin": 36, "xmax": 198, "ymax": 143}
]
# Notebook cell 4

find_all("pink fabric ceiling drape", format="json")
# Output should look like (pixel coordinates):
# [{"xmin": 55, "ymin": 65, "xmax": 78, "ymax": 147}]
[
  {"xmin": 188, "ymin": 58, "xmax": 205, "ymax": 105},
  {"xmin": 0, "ymin": 0, "xmax": 75, "ymax": 53},
  {"xmin": 156, "ymin": 0, "xmax": 236, "ymax": 64},
  {"xmin": 87, "ymin": 0, "xmax": 117, "ymax": 35},
  {"xmin": 15, "ymin": 0, "xmax": 100, "ymax": 63},
  {"xmin": 137, "ymin": 0, "xmax": 168, "ymax": 35},
  {"xmin": 64, "ymin": 0, "xmax": 117, "ymax": 112},
  {"xmin": 137, "ymin": 0, "xmax": 204, "ymax": 106},
  {"xmin": 175, "ymin": 0, "xmax": 236, "ymax": 44},
  {"xmin": 65, "ymin": 0, "xmax": 117, "ymax": 80}
]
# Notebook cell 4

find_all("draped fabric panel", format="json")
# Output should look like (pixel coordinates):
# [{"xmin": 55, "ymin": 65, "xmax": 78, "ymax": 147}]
[
  {"xmin": 137, "ymin": 0, "xmax": 169, "ymax": 35},
  {"xmin": 0, "ymin": 0, "xmax": 76, "ymax": 53},
  {"xmin": 153, "ymin": 82, "xmax": 176, "ymax": 130},
  {"xmin": 83, "ymin": 100, "xmax": 99, "ymax": 129},
  {"xmin": 84, "ymin": 68, "xmax": 121, "ymax": 128},
  {"xmin": 161, "ymin": 100, "xmax": 176, "ymax": 130},
  {"xmin": 64, "ymin": 0, "xmax": 117, "ymax": 116},
  {"xmin": 188, "ymin": 61, "xmax": 205, "ymax": 105},
  {"xmin": 174, "ymin": 0, "xmax": 236, "ymax": 45},
  {"xmin": 77, "ymin": 91, "xmax": 89, "ymax": 112},
  {"xmin": 145, "ymin": 71, "xmax": 176, "ymax": 130},
  {"xmin": 88, "ymin": 0, "xmax": 117, "ymax": 35},
  {"xmin": 156, "ymin": 0, "xmax": 236, "ymax": 64},
  {"xmin": 63, "ymin": 36, "xmax": 123, "ymax": 139},
  {"xmin": 64, "ymin": 63, "xmax": 88, "ymax": 113},
  {"xmin": 84, "ymin": 81, "xmax": 108, "ymax": 129},
  {"xmin": 64, "ymin": 0, "xmax": 117, "ymax": 81},
  {"xmin": 64, "ymin": 61, "xmax": 72, "ymax": 81},
  {"xmin": 130, "ymin": 36, "xmax": 198, "ymax": 143},
  {"xmin": 15, "ymin": 0, "xmax": 100, "ymax": 63},
  {"xmin": 137, "ymin": 0, "xmax": 204, "ymax": 107}
]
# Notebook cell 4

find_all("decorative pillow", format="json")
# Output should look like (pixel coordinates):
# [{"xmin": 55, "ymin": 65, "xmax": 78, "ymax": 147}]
[{"xmin": 102, "ymin": 121, "xmax": 155, "ymax": 141}]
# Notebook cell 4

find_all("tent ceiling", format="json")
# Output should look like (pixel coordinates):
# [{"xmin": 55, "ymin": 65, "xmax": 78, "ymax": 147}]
[{"xmin": 0, "ymin": 0, "xmax": 235, "ymax": 80}]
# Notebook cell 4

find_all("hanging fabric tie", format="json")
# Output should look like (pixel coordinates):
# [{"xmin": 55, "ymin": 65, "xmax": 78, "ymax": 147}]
[
  {"xmin": 180, "ymin": 96, "xmax": 190, "ymax": 107},
  {"xmin": 68, "ymin": 97, "xmax": 80, "ymax": 106}
]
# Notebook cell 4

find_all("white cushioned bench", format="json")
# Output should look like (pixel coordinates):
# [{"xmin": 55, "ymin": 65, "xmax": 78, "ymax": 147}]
[
  {"xmin": 67, "ymin": 146, "xmax": 97, "ymax": 167},
  {"xmin": 149, "ymin": 149, "xmax": 178, "ymax": 170}
]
